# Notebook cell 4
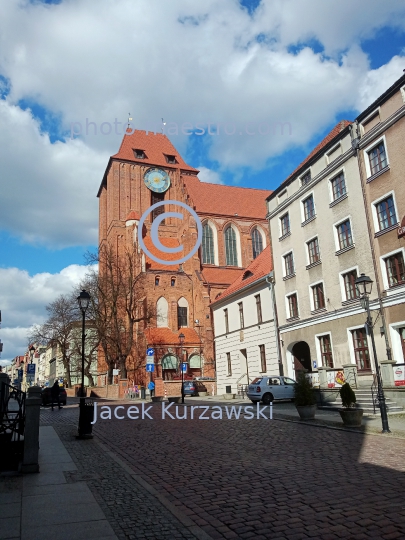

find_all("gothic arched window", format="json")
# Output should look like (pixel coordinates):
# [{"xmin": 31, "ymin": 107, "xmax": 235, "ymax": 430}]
[
  {"xmin": 251, "ymin": 228, "xmax": 263, "ymax": 259},
  {"xmin": 202, "ymin": 223, "xmax": 215, "ymax": 264},
  {"xmin": 224, "ymin": 226, "xmax": 238, "ymax": 266}
]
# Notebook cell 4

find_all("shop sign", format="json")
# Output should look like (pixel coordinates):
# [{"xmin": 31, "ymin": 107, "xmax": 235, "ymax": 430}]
[{"xmin": 394, "ymin": 365, "xmax": 405, "ymax": 386}]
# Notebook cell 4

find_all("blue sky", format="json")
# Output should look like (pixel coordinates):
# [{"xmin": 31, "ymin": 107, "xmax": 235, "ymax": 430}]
[{"xmin": 0, "ymin": 0, "xmax": 405, "ymax": 361}]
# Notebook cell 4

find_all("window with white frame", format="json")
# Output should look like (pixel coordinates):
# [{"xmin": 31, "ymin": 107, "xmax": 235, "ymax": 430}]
[
  {"xmin": 302, "ymin": 194, "xmax": 315, "ymax": 221},
  {"xmin": 351, "ymin": 328, "xmax": 371, "ymax": 371},
  {"xmin": 342, "ymin": 269, "xmax": 359, "ymax": 300},
  {"xmin": 336, "ymin": 219, "xmax": 353, "ymax": 250},
  {"xmin": 300, "ymin": 170, "xmax": 311, "ymax": 186},
  {"xmin": 368, "ymin": 140, "xmax": 388, "ymax": 175},
  {"xmin": 384, "ymin": 251, "xmax": 405, "ymax": 288},
  {"xmin": 318, "ymin": 335, "xmax": 333, "ymax": 368},
  {"xmin": 226, "ymin": 352, "xmax": 232, "ymax": 375},
  {"xmin": 259, "ymin": 344, "xmax": 267, "ymax": 372},
  {"xmin": 280, "ymin": 213, "xmax": 290, "ymax": 236},
  {"xmin": 307, "ymin": 237, "xmax": 320, "ymax": 265},
  {"xmin": 224, "ymin": 308, "xmax": 229, "ymax": 333},
  {"xmin": 287, "ymin": 293, "xmax": 299, "ymax": 318},
  {"xmin": 374, "ymin": 195, "xmax": 398, "ymax": 231},
  {"xmin": 330, "ymin": 172, "xmax": 346, "ymax": 201},
  {"xmin": 283, "ymin": 252, "xmax": 294, "ymax": 276},
  {"xmin": 311, "ymin": 282, "xmax": 325, "ymax": 311}
]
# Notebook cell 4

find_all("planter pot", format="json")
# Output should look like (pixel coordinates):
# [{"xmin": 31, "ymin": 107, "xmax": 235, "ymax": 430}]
[
  {"xmin": 339, "ymin": 408, "xmax": 363, "ymax": 427},
  {"xmin": 168, "ymin": 396, "xmax": 181, "ymax": 403},
  {"xmin": 151, "ymin": 396, "xmax": 164, "ymax": 402},
  {"xmin": 223, "ymin": 393, "xmax": 236, "ymax": 399},
  {"xmin": 296, "ymin": 404, "xmax": 317, "ymax": 420},
  {"xmin": 198, "ymin": 391, "xmax": 208, "ymax": 397}
]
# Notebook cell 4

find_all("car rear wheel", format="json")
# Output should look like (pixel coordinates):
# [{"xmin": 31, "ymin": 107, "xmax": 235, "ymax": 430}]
[{"xmin": 262, "ymin": 393, "xmax": 274, "ymax": 405}]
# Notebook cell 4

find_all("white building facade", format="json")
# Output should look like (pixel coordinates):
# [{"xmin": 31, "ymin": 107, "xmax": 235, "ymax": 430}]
[{"xmin": 211, "ymin": 247, "xmax": 281, "ymax": 394}]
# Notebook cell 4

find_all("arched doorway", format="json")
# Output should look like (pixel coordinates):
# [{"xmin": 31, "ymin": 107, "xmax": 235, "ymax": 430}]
[
  {"xmin": 291, "ymin": 341, "xmax": 312, "ymax": 373},
  {"xmin": 161, "ymin": 354, "xmax": 178, "ymax": 381}
]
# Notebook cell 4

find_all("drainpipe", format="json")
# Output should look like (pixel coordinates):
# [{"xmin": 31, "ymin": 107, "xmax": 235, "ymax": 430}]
[
  {"xmin": 266, "ymin": 271, "xmax": 284, "ymax": 376},
  {"xmin": 351, "ymin": 123, "xmax": 392, "ymax": 361}
]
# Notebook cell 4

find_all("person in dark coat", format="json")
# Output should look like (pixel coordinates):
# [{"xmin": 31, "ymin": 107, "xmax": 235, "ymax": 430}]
[{"xmin": 51, "ymin": 380, "xmax": 61, "ymax": 410}]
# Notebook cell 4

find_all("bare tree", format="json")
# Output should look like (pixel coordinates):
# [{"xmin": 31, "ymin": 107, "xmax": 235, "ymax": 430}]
[
  {"xmin": 84, "ymin": 242, "xmax": 155, "ymax": 384},
  {"xmin": 29, "ymin": 295, "xmax": 77, "ymax": 387}
]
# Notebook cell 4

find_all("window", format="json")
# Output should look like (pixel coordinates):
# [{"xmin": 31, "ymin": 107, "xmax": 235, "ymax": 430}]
[
  {"xmin": 255, "ymin": 295, "xmax": 262, "ymax": 324},
  {"xmin": 224, "ymin": 309, "xmax": 229, "ymax": 333},
  {"xmin": 337, "ymin": 220, "xmax": 353, "ymax": 249},
  {"xmin": 226, "ymin": 352, "xmax": 232, "ymax": 376},
  {"xmin": 251, "ymin": 229, "xmax": 263, "ymax": 259},
  {"xmin": 352, "ymin": 329, "xmax": 371, "ymax": 371},
  {"xmin": 177, "ymin": 306, "xmax": 188, "ymax": 328},
  {"xmin": 343, "ymin": 270, "xmax": 359, "ymax": 300},
  {"xmin": 133, "ymin": 149, "xmax": 146, "ymax": 159},
  {"xmin": 224, "ymin": 227, "xmax": 238, "ymax": 266},
  {"xmin": 300, "ymin": 170, "xmax": 311, "ymax": 186},
  {"xmin": 368, "ymin": 141, "xmax": 387, "ymax": 175},
  {"xmin": 202, "ymin": 223, "xmax": 215, "ymax": 264},
  {"xmin": 375, "ymin": 196, "xmax": 397, "ymax": 231},
  {"xmin": 287, "ymin": 294, "xmax": 298, "ymax": 318},
  {"xmin": 171, "ymin": 277, "xmax": 176, "ymax": 287},
  {"xmin": 151, "ymin": 191, "xmax": 165, "ymax": 223},
  {"xmin": 307, "ymin": 238, "xmax": 320, "ymax": 264},
  {"xmin": 385, "ymin": 252, "xmax": 405, "ymax": 287},
  {"xmin": 259, "ymin": 345, "xmax": 266, "ymax": 372},
  {"xmin": 238, "ymin": 302, "xmax": 244, "ymax": 329},
  {"xmin": 312, "ymin": 283, "xmax": 325, "ymax": 310},
  {"xmin": 303, "ymin": 195, "xmax": 315, "ymax": 221},
  {"xmin": 165, "ymin": 154, "xmax": 177, "ymax": 164},
  {"xmin": 284, "ymin": 252, "xmax": 294, "ymax": 276},
  {"xmin": 331, "ymin": 172, "xmax": 346, "ymax": 201},
  {"xmin": 319, "ymin": 335, "xmax": 333, "ymax": 368},
  {"xmin": 280, "ymin": 213, "xmax": 290, "ymax": 236},
  {"xmin": 155, "ymin": 276, "xmax": 160, "ymax": 286}
]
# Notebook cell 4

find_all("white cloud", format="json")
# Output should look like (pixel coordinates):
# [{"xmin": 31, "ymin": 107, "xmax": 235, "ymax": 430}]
[
  {"xmin": 197, "ymin": 166, "xmax": 223, "ymax": 184},
  {"xmin": 0, "ymin": 264, "xmax": 93, "ymax": 361},
  {"xmin": 0, "ymin": 0, "xmax": 404, "ymax": 245}
]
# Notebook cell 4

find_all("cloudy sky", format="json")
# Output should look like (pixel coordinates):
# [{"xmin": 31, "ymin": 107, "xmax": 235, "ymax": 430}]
[{"xmin": 1, "ymin": 0, "xmax": 405, "ymax": 363}]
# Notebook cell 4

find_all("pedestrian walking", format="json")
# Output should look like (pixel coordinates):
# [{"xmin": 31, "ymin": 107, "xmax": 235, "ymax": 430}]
[
  {"xmin": 147, "ymin": 380, "xmax": 155, "ymax": 399},
  {"xmin": 51, "ymin": 380, "xmax": 62, "ymax": 410}
]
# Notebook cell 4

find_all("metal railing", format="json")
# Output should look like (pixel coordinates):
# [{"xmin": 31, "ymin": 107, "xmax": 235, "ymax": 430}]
[
  {"xmin": 0, "ymin": 381, "xmax": 26, "ymax": 443},
  {"xmin": 237, "ymin": 384, "xmax": 249, "ymax": 399}
]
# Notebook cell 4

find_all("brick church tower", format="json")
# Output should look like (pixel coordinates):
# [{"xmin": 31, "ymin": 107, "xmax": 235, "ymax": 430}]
[{"xmin": 97, "ymin": 130, "xmax": 271, "ymax": 391}]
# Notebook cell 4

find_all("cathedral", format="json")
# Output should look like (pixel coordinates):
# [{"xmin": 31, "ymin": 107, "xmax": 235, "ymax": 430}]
[{"xmin": 97, "ymin": 130, "xmax": 271, "ymax": 389}]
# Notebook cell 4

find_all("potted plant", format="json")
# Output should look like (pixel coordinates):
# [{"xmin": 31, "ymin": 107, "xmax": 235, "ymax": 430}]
[
  {"xmin": 338, "ymin": 383, "xmax": 363, "ymax": 427},
  {"xmin": 294, "ymin": 371, "xmax": 317, "ymax": 420}
]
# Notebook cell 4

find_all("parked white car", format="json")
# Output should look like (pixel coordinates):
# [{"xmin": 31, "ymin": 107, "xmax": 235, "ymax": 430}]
[{"xmin": 247, "ymin": 375, "xmax": 296, "ymax": 405}]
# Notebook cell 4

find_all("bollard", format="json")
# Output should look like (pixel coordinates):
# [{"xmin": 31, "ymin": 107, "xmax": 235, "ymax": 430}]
[{"xmin": 21, "ymin": 386, "xmax": 41, "ymax": 473}]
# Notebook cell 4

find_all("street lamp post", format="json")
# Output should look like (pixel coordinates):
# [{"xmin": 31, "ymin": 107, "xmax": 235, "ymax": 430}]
[
  {"xmin": 355, "ymin": 273, "xmax": 390, "ymax": 433},
  {"xmin": 77, "ymin": 289, "xmax": 91, "ymax": 437},
  {"xmin": 179, "ymin": 332, "xmax": 185, "ymax": 404},
  {"xmin": 195, "ymin": 320, "xmax": 203, "ymax": 377}
]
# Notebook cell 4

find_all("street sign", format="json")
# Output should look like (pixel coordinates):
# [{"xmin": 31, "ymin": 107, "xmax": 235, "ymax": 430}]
[
  {"xmin": 145, "ymin": 355, "xmax": 154, "ymax": 363},
  {"xmin": 27, "ymin": 364, "xmax": 36, "ymax": 375},
  {"xmin": 146, "ymin": 348, "xmax": 155, "ymax": 356},
  {"xmin": 112, "ymin": 369, "xmax": 119, "ymax": 376},
  {"xmin": 181, "ymin": 363, "xmax": 187, "ymax": 373},
  {"xmin": 146, "ymin": 364, "xmax": 155, "ymax": 372}
]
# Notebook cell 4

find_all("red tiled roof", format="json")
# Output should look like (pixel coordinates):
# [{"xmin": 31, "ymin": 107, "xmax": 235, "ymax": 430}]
[
  {"xmin": 201, "ymin": 267, "xmax": 245, "ymax": 286},
  {"xmin": 145, "ymin": 327, "xmax": 199, "ymax": 346},
  {"xmin": 112, "ymin": 130, "xmax": 198, "ymax": 172},
  {"xmin": 184, "ymin": 175, "xmax": 271, "ymax": 219},
  {"xmin": 142, "ymin": 235, "xmax": 182, "ymax": 271},
  {"xmin": 275, "ymin": 120, "xmax": 352, "ymax": 194},
  {"xmin": 211, "ymin": 246, "xmax": 272, "ymax": 304},
  {"xmin": 126, "ymin": 211, "xmax": 141, "ymax": 221}
]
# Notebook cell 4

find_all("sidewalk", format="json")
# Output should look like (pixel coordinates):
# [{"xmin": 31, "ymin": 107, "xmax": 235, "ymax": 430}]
[{"xmin": 0, "ymin": 426, "xmax": 118, "ymax": 540}]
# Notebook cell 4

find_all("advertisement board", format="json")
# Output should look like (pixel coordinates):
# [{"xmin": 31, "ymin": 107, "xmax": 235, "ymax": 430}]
[{"xmin": 394, "ymin": 365, "xmax": 405, "ymax": 386}]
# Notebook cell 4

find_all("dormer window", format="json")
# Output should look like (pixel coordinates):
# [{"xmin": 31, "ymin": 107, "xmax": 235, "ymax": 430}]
[
  {"xmin": 165, "ymin": 154, "xmax": 177, "ymax": 164},
  {"xmin": 242, "ymin": 270, "xmax": 254, "ymax": 280},
  {"xmin": 134, "ymin": 149, "xmax": 146, "ymax": 159}
]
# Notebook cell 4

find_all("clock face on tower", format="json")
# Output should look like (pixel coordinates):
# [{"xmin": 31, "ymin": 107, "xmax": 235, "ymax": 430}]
[{"xmin": 144, "ymin": 168, "xmax": 171, "ymax": 193}]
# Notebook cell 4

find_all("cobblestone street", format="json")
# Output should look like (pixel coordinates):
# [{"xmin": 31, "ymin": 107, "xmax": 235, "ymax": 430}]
[{"xmin": 40, "ymin": 403, "xmax": 405, "ymax": 540}]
